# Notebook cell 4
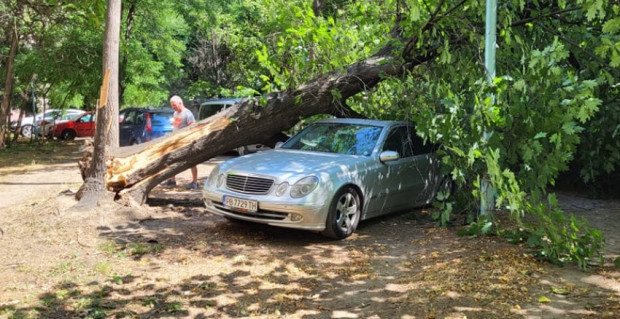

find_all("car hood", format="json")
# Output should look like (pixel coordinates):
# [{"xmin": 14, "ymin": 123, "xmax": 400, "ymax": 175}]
[{"xmin": 218, "ymin": 149, "xmax": 371, "ymax": 180}]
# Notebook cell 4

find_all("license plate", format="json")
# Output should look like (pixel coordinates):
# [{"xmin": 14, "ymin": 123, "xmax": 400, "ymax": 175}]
[{"xmin": 223, "ymin": 196, "xmax": 258, "ymax": 213}]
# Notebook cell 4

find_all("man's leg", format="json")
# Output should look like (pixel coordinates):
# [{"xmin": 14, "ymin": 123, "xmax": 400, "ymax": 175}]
[
  {"xmin": 191, "ymin": 166, "xmax": 198, "ymax": 183},
  {"xmin": 185, "ymin": 166, "xmax": 199, "ymax": 189}
]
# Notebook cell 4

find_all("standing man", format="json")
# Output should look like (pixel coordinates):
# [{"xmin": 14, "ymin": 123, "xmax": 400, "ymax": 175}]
[{"xmin": 162, "ymin": 95, "xmax": 199, "ymax": 189}]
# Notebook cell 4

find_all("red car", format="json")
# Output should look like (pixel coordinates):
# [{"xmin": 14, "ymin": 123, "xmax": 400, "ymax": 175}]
[{"xmin": 52, "ymin": 112, "xmax": 96, "ymax": 140}]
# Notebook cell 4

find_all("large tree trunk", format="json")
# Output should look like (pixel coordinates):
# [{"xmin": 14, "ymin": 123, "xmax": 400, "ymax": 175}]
[
  {"xmin": 0, "ymin": 26, "xmax": 18, "ymax": 149},
  {"xmin": 102, "ymin": 50, "xmax": 435, "ymax": 204},
  {"xmin": 76, "ymin": 0, "xmax": 121, "ymax": 208}
]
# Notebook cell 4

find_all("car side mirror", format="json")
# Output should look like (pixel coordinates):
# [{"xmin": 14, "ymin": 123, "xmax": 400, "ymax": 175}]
[
  {"xmin": 379, "ymin": 150, "xmax": 399, "ymax": 162},
  {"xmin": 275, "ymin": 141, "xmax": 284, "ymax": 149}
]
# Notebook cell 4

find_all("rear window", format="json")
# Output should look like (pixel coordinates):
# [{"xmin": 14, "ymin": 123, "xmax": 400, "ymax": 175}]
[
  {"xmin": 199, "ymin": 104, "xmax": 227, "ymax": 120},
  {"xmin": 150, "ymin": 112, "xmax": 174, "ymax": 126}
]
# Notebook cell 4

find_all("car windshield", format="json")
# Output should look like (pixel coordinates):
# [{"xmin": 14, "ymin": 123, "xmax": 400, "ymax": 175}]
[{"xmin": 282, "ymin": 123, "xmax": 383, "ymax": 156}]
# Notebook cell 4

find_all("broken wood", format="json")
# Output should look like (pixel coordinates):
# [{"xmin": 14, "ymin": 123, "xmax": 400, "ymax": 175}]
[{"xmin": 106, "ymin": 117, "xmax": 230, "ymax": 191}]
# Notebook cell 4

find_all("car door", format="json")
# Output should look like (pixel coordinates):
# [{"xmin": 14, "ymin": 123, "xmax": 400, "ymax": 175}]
[
  {"xmin": 406, "ymin": 127, "xmax": 440, "ymax": 204},
  {"xmin": 76, "ymin": 113, "xmax": 95, "ymax": 137},
  {"xmin": 362, "ymin": 127, "xmax": 404, "ymax": 218},
  {"xmin": 119, "ymin": 110, "xmax": 139, "ymax": 145},
  {"xmin": 378, "ymin": 125, "xmax": 434, "ymax": 211}
]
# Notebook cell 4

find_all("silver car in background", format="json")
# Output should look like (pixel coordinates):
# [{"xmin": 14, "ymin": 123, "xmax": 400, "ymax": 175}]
[{"xmin": 202, "ymin": 118, "xmax": 447, "ymax": 239}]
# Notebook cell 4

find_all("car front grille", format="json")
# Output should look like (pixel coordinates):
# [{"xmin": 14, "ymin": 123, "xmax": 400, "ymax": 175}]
[{"xmin": 226, "ymin": 174, "xmax": 274, "ymax": 195}]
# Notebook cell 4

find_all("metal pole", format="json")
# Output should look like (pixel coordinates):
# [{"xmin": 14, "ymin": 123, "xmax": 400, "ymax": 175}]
[{"xmin": 481, "ymin": 0, "xmax": 497, "ymax": 215}]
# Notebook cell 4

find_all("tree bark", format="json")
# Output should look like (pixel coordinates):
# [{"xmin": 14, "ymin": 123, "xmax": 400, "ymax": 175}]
[
  {"xmin": 0, "ymin": 24, "xmax": 18, "ymax": 149},
  {"xmin": 76, "ymin": 0, "xmax": 121, "ymax": 208}
]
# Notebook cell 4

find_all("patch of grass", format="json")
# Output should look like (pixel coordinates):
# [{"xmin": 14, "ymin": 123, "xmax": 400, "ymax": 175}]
[
  {"xmin": 165, "ymin": 301, "xmax": 184, "ymax": 314},
  {"xmin": 94, "ymin": 262, "xmax": 112, "ymax": 275},
  {"xmin": 49, "ymin": 261, "xmax": 84, "ymax": 277},
  {"xmin": 127, "ymin": 242, "xmax": 163, "ymax": 256},
  {"xmin": 98, "ymin": 240, "xmax": 163, "ymax": 258},
  {"xmin": 0, "ymin": 139, "xmax": 81, "ymax": 169}
]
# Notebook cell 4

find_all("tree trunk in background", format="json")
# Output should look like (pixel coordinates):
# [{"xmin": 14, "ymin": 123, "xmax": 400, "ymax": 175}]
[
  {"xmin": 0, "ymin": 26, "xmax": 18, "ymax": 149},
  {"xmin": 76, "ymin": 0, "xmax": 121, "ymax": 208}
]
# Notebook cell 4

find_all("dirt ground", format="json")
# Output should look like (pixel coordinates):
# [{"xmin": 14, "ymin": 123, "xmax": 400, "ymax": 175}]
[{"xmin": 0, "ymin": 141, "xmax": 619, "ymax": 318}]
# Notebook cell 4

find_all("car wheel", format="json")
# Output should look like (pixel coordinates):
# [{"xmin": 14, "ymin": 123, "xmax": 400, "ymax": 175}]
[
  {"xmin": 61, "ymin": 129, "xmax": 76, "ymax": 140},
  {"xmin": 21, "ymin": 125, "xmax": 33, "ymax": 138},
  {"xmin": 321, "ymin": 186, "xmax": 361, "ymax": 239}
]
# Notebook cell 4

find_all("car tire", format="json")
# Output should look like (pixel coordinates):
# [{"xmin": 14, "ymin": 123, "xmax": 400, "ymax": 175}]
[
  {"xmin": 321, "ymin": 186, "xmax": 361, "ymax": 239},
  {"xmin": 21, "ymin": 125, "xmax": 33, "ymax": 138},
  {"xmin": 61, "ymin": 129, "xmax": 76, "ymax": 140}
]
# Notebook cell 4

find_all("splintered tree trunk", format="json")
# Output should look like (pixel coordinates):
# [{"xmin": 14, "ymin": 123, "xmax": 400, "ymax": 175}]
[
  {"xmin": 76, "ymin": 0, "xmax": 121, "ymax": 208},
  {"xmin": 101, "ymin": 51, "xmax": 435, "ymax": 204}
]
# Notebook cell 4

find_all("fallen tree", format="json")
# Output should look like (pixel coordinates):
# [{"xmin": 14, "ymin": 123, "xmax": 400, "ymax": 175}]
[
  {"xmin": 77, "ymin": 0, "xmax": 456, "ymax": 206},
  {"xmin": 93, "ymin": 49, "xmax": 435, "ymax": 204}
]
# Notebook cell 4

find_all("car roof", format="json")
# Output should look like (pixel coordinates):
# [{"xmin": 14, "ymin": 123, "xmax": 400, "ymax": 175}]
[
  {"xmin": 316, "ymin": 118, "xmax": 410, "ymax": 127},
  {"xmin": 200, "ymin": 98, "xmax": 242, "ymax": 106}
]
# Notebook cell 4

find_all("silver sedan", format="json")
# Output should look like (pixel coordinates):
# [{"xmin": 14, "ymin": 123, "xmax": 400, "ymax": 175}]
[{"xmin": 202, "ymin": 118, "xmax": 447, "ymax": 239}]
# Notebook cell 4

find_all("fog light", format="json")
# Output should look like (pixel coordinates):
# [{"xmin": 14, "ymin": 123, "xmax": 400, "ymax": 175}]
[{"xmin": 290, "ymin": 213, "xmax": 303, "ymax": 222}]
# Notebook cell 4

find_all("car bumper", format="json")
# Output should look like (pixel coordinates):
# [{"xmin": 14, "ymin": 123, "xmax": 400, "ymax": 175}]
[{"xmin": 202, "ymin": 188, "xmax": 328, "ymax": 231}]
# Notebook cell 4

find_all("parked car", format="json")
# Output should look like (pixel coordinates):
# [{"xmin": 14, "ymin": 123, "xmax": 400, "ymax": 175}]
[
  {"xmin": 202, "ymin": 118, "xmax": 449, "ymax": 239},
  {"xmin": 11, "ymin": 108, "xmax": 84, "ymax": 138},
  {"xmin": 198, "ymin": 98, "xmax": 277, "ymax": 155},
  {"xmin": 39, "ymin": 112, "xmax": 85, "ymax": 139},
  {"xmin": 119, "ymin": 107, "xmax": 174, "ymax": 146},
  {"xmin": 51, "ymin": 112, "xmax": 96, "ymax": 140}
]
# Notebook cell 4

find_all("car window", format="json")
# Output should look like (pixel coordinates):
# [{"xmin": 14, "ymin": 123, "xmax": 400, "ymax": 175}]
[
  {"xmin": 134, "ymin": 112, "xmax": 145, "ymax": 124},
  {"xmin": 80, "ymin": 114, "xmax": 95, "ymax": 122},
  {"xmin": 406, "ymin": 127, "xmax": 433, "ymax": 155},
  {"xmin": 382, "ymin": 126, "xmax": 433, "ymax": 157},
  {"xmin": 383, "ymin": 126, "xmax": 413, "ymax": 158},
  {"xmin": 60, "ymin": 113, "xmax": 81, "ymax": 121},
  {"xmin": 282, "ymin": 123, "xmax": 382, "ymax": 156},
  {"xmin": 199, "ymin": 104, "xmax": 228, "ymax": 120},
  {"xmin": 122, "ymin": 111, "xmax": 137, "ymax": 125}
]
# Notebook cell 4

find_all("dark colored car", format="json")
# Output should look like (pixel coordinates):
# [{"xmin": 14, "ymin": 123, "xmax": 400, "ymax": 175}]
[
  {"xmin": 198, "ymin": 98, "xmax": 240, "ymax": 120},
  {"xmin": 119, "ymin": 107, "xmax": 175, "ymax": 146},
  {"xmin": 52, "ymin": 112, "xmax": 96, "ymax": 140}
]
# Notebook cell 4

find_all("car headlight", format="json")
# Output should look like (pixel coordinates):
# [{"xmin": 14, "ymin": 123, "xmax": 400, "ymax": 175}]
[
  {"xmin": 275, "ymin": 182, "xmax": 289, "ymax": 197},
  {"xmin": 290, "ymin": 176, "xmax": 319, "ymax": 198},
  {"xmin": 216, "ymin": 173, "xmax": 226, "ymax": 188},
  {"xmin": 207, "ymin": 167, "xmax": 220, "ymax": 187}
]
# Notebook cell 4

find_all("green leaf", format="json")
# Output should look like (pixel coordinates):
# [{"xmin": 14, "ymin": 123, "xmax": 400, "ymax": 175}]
[
  {"xmin": 538, "ymin": 296, "xmax": 551, "ymax": 303},
  {"xmin": 614, "ymin": 257, "xmax": 620, "ymax": 268},
  {"xmin": 550, "ymin": 286, "xmax": 570, "ymax": 295},
  {"xmin": 534, "ymin": 132, "xmax": 547, "ymax": 139}
]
